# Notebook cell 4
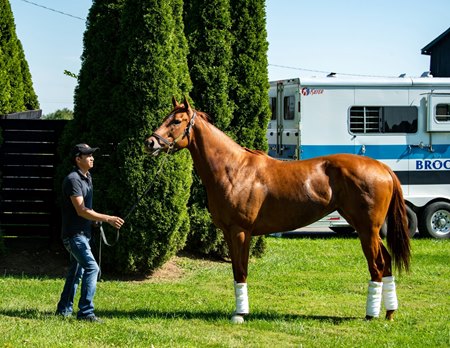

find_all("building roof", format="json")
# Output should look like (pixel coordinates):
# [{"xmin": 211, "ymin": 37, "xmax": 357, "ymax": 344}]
[{"xmin": 422, "ymin": 27, "xmax": 450, "ymax": 55}]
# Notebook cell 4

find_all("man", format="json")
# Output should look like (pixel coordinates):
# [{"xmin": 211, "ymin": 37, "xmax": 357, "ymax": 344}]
[{"xmin": 56, "ymin": 143, "xmax": 124, "ymax": 322}]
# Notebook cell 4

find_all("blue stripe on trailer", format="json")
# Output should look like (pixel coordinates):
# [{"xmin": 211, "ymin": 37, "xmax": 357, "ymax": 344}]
[{"xmin": 300, "ymin": 144, "xmax": 450, "ymax": 160}]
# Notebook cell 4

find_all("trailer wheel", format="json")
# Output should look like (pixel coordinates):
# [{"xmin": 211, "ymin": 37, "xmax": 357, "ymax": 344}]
[
  {"xmin": 330, "ymin": 226, "xmax": 355, "ymax": 235},
  {"xmin": 380, "ymin": 205, "xmax": 417, "ymax": 238},
  {"xmin": 380, "ymin": 221, "xmax": 387, "ymax": 238},
  {"xmin": 418, "ymin": 202, "xmax": 450, "ymax": 239}
]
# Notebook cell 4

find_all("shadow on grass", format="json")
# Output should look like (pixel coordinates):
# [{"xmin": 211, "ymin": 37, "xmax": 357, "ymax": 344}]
[
  {"xmin": 277, "ymin": 231, "xmax": 359, "ymax": 239},
  {"xmin": 0, "ymin": 307, "xmax": 358, "ymax": 324},
  {"xmin": 97, "ymin": 308, "xmax": 359, "ymax": 324}
]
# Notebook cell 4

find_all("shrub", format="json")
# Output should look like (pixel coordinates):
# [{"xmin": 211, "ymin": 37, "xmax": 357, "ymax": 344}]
[{"xmin": 0, "ymin": 0, "xmax": 39, "ymax": 113}]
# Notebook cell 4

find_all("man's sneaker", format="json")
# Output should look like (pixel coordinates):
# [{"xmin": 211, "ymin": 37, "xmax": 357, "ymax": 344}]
[
  {"xmin": 77, "ymin": 315, "xmax": 103, "ymax": 323},
  {"xmin": 55, "ymin": 310, "xmax": 72, "ymax": 318}
]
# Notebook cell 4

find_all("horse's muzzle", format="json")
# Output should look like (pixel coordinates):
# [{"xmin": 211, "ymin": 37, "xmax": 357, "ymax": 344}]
[{"xmin": 144, "ymin": 136, "xmax": 163, "ymax": 156}]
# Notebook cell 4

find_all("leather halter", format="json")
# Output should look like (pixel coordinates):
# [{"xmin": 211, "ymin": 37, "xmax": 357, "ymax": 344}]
[{"xmin": 152, "ymin": 110, "xmax": 197, "ymax": 151}]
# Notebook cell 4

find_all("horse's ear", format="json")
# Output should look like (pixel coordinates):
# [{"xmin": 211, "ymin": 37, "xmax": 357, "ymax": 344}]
[
  {"xmin": 172, "ymin": 96, "xmax": 179, "ymax": 108},
  {"xmin": 182, "ymin": 95, "xmax": 191, "ymax": 111}
]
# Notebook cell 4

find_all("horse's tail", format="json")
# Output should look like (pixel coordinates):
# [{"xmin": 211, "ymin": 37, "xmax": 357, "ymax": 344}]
[{"xmin": 386, "ymin": 167, "xmax": 411, "ymax": 273}]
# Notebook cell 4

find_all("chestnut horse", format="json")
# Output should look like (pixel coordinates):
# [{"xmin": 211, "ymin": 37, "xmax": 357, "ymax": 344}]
[{"xmin": 145, "ymin": 97, "xmax": 410, "ymax": 322}]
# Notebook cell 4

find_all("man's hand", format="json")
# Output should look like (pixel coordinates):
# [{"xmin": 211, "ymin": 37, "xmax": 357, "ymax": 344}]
[{"xmin": 107, "ymin": 216, "xmax": 125, "ymax": 229}]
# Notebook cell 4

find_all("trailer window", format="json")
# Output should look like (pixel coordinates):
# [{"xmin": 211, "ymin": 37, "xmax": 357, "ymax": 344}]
[
  {"xmin": 270, "ymin": 97, "xmax": 277, "ymax": 120},
  {"xmin": 350, "ymin": 106, "xmax": 380, "ymax": 133},
  {"xmin": 435, "ymin": 104, "xmax": 450, "ymax": 122},
  {"xmin": 283, "ymin": 96, "xmax": 295, "ymax": 120},
  {"xmin": 350, "ymin": 106, "xmax": 417, "ymax": 134}
]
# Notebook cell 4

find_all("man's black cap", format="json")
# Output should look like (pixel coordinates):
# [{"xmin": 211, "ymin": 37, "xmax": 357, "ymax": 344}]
[{"xmin": 71, "ymin": 143, "xmax": 99, "ymax": 158}]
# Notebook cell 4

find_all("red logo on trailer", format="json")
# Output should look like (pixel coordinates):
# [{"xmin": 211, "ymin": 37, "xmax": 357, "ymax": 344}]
[{"xmin": 301, "ymin": 87, "xmax": 324, "ymax": 96}]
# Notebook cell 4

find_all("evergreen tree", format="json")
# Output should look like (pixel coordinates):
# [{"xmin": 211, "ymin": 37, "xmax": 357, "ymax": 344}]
[
  {"xmin": 61, "ymin": 0, "xmax": 193, "ymax": 274},
  {"xmin": 0, "ymin": 0, "xmax": 39, "ymax": 114},
  {"xmin": 73, "ymin": 0, "xmax": 125, "ymax": 142},
  {"xmin": 43, "ymin": 108, "xmax": 73, "ymax": 120},
  {"xmin": 17, "ymin": 40, "xmax": 38, "ymax": 110},
  {"xmin": 229, "ymin": 0, "xmax": 270, "ymax": 151},
  {"xmin": 183, "ymin": 0, "xmax": 234, "ymax": 130},
  {"xmin": 0, "ymin": 50, "xmax": 13, "ymax": 113}
]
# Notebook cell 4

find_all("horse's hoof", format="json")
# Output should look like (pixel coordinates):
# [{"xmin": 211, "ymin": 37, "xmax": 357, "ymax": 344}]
[
  {"xmin": 231, "ymin": 314, "xmax": 245, "ymax": 324},
  {"xmin": 365, "ymin": 315, "xmax": 375, "ymax": 321},
  {"xmin": 385, "ymin": 310, "xmax": 395, "ymax": 321}
]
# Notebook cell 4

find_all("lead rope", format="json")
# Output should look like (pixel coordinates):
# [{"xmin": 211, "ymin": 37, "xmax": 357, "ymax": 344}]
[{"xmin": 97, "ymin": 151, "xmax": 171, "ymax": 280}]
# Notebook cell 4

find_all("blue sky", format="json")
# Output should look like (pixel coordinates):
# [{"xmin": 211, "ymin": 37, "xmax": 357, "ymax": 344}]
[{"xmin": 9, "ymin": 0, "xmax": 450, "ymax": 115}]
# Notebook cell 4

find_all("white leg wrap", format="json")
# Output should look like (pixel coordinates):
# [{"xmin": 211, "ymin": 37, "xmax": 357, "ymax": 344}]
[
  {"xmin": 382, "ymin": 276, "xmax": 398, "ymax": 311},
  {"xmin": 234, "ymin": 282, "xmax": 249, "ymax": 314},
  {"xmin": 366, "ymin": 281, "xmax": 383, "ymax": 317}
]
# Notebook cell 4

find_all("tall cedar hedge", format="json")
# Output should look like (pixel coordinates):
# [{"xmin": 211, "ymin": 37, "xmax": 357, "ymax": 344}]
[
  {"xmin": 229, "ymin": 0, "xmax": 270, "ymax": 151},
  {"xmin": 60, "ymin": 0, "xmax": 192, "ymax": 274},
  {"xmin": 0, "ymin": 0, "xmax": 39, "ymax": 114},
  {"xmin": 183, "ymin": 0, "xmax": 269, "ymax": 258}
]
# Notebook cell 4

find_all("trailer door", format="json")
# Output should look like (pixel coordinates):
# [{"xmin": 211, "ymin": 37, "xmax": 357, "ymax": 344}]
[
  {"xmin": 408, "ymin": 94, "xmax": 450, "ymax": 203},
  {"xmin": 267, "ymin": 80, "xmax": 300, "ymax": 160},
  {"xmin": 426, "ymin": 93, "xmax": 450, "ymax": 132}
]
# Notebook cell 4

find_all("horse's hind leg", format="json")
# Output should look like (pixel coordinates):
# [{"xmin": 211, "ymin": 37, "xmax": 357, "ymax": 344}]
[
  {"xmin": 359, "ymin": 235, "xmax": 399, "ymax": 320},
  {"xmin": 380, "ymin": 242, "xmax": 398, "ymax": 321},
  {"xmin": 357, "ymin": 229, "xmax": 385, "ymax": 320}
]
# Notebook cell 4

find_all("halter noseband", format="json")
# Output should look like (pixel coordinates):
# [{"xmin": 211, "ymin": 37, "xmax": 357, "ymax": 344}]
[{"xmin": 152, "ymin": 110, "xmax": 197, "ymax": 152}]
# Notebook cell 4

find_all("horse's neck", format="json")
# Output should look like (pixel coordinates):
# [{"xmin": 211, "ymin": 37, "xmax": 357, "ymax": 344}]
[{"xmin": 188, "ymin": 116, "xmax": 243, "ymax": 185}]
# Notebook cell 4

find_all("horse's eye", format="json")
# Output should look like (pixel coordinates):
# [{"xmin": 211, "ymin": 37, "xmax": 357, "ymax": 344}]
[{"xmin": 173, "ymin": 119, "xmax": 182, "ymax": 125}]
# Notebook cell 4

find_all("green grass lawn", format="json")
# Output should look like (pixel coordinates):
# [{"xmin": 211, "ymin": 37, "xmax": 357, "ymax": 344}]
[{"xmin": 0, "ymin": 237, "xmax": 449, "ymax": 347}]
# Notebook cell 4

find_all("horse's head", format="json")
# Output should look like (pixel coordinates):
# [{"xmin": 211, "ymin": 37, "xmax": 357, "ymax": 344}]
[{"xmin": 145, "ymin": 96, "xmax": 197, "ymax": 156}]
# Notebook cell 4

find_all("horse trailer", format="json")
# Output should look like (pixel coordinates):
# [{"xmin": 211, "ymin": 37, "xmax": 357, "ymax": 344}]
[{"xmin": 267, "ymin": 76, "xmax": 450, "ymax": 239}]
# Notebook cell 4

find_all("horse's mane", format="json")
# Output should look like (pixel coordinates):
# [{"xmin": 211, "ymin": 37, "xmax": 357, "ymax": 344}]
[
  {"xmin": 196, "ymin": 110, "xmax": 213, "ymax": 123},
  {"xmin": 172, "ymin": 105, "xmax": 213, "ymax": 123},
  {"xmin": 179, "ymin": 106, "xmax": 267, "ymax": 157},
  {"xmin": 244, "ymin": 148, "xmax": 266, "ymax": 156}
]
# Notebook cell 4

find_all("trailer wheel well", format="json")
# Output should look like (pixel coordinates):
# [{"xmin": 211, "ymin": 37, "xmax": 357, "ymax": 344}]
[{"xmin": 408, "ymin": 198, "xmax": 450, "ymax": 217}]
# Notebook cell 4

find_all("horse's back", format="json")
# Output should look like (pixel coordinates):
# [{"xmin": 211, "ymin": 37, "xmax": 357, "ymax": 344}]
[
  {"xmin": 310, "ymin": 154, "xmax": 395, "ymax": 197},
  {"xmin": 322, "ymin": 154, "xmax": 394, "ymax": 186},
  {"xmin": 261, "ymin": 152, "xmax": 395, "ymax": 216},
  {"xmin": 264, "ymin": 153, "xmax": 390, "ymax": 183}
]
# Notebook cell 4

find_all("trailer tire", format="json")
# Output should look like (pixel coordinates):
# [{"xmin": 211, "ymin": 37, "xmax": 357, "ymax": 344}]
[
  {"xmin": 380, "ymin": 222, "xmax": 387, "ymax": 238},
  {"xmin": 330, "ymin": 227, "xmax": 355, "ymax": 235},
  {"xmin": 380, "ymin": 205, "xmax": 417, "ymax": 238},
  {"xmin": 418, "ymin": 201, "xmax": 450, "ymax": 239}
]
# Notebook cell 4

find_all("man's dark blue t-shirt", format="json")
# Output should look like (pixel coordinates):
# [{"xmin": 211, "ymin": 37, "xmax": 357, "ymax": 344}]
[{"xmin": 61, "ymin": 168, "xmax": 93, "ymax": 239}]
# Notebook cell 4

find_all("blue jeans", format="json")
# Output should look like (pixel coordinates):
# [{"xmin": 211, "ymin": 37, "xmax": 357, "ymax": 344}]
[{"xmin": 56, "ymin": 233, "xmax": 99, "ymax": 318}]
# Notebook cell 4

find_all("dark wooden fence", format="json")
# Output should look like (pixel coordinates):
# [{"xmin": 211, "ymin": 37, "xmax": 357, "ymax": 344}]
[{"xmin": 0, "ymin": 118, "xmax": 68, "ymax": 243}]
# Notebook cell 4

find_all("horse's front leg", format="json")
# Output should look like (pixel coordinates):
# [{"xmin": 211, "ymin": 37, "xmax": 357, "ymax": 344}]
[{"xmin": 224, "ymin": 227, "xmax": 251, "ymax": 324}]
